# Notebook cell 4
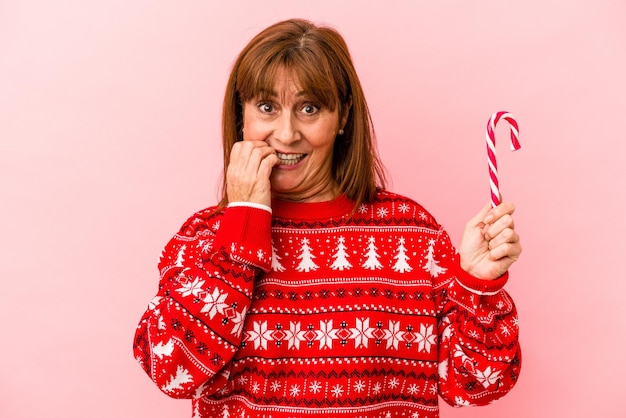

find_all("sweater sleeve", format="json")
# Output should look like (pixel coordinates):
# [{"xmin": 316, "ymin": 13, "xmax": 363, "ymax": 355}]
[
  {"xmin": 133, "ymin": 205, "xmax": 272, "ymax": 399},
  {"xmin": 432, "ymin": 227, "xmax": 522, "ymax": 407}
]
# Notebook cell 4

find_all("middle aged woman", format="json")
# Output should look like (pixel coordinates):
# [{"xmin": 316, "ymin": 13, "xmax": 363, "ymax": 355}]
[{"xmin": 134, "ymin": 18, "xmax": 522, "ymax": 418}]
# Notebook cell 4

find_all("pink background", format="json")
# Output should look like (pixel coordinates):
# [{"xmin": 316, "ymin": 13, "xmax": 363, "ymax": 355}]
[{"xmin": 1, "ymin": 1, "xmax": 624, "ymax": 417}]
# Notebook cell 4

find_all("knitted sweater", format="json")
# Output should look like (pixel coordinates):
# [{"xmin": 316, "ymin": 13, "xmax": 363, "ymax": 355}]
[{"xmin": 133, "ymin": 191, "xmax": 521, "ymax": 418}]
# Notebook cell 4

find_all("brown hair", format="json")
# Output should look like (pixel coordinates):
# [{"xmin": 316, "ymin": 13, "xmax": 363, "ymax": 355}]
[{"xmin": 219, "ymin": 18, "xmax": 386, "ymax": 209}]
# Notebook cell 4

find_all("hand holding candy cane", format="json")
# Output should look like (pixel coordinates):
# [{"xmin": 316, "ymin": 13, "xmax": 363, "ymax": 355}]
[
  {"xmin": 486, "ymin": 111, "xmax": 521, "ymax": 208},
  {"xmin": 458, "ymin": 112, "xmax": 523, "ymax": 279}
]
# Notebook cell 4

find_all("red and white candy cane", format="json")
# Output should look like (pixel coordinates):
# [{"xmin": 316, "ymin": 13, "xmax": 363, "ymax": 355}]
[{"xmin": 486, "ymin": 111, "xmax": 521, "ymax": 208}]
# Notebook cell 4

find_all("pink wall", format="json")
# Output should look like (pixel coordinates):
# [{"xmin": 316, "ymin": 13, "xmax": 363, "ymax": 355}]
[{"xmin": 1, "ymin": 1, "xmax": 624, "ymax": 417}]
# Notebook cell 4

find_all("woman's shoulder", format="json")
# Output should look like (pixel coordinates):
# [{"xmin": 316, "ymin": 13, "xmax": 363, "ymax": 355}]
[
  {"xmin": 176, "ymin": 205, "xmax": 225, "ymax": 237},
  {"xmin": 353, "ymin": 189, "xmax": 441, "ymax": 229}
]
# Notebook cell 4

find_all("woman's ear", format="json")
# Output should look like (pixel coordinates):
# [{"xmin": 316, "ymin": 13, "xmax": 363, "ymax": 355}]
[{"xmin": 340, "ymin": 96, "xmax": 353, "ymax": 130}]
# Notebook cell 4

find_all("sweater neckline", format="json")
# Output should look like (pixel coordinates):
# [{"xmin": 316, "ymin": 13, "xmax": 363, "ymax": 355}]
[{"xmin": 271, "ymin": 194, "xmax": 355, "ymax": 220}]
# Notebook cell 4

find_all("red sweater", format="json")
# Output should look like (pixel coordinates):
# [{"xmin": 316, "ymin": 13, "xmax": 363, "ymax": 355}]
[{"xmin": 134, "ymin": 191, "xmax": 521, "ymax": 417}]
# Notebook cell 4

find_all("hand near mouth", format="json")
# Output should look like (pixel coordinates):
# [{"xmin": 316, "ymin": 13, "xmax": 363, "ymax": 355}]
[{"xmin": 226, "ymin": 140, "xmax": 279, "ymax": 207}]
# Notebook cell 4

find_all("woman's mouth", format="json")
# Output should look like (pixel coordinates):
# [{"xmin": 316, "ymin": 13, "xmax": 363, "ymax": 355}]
[{"xmin": 276, "ymin": 152, "xmax": 306, "ymax": 166}]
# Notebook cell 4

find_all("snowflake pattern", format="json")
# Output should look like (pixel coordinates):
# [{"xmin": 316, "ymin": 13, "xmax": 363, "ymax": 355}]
[
  {"xmin": 376, "ymin": 207, "xmax": 389, "ymax": 218},
  {"xmin": 289, "ymin": 384, "xmax": 301, "ymax": 397},
  {"xmin": 176, "ymin": 276, "xmax": 205, "ymax": 298},
  {"xmin": 309, "ymin": 380, "xmax": 322, "ymax": 394},
  {"xmin": 331, "ymin": 384, "xmax": 344, "ymax": 398},
  {"xmin": 138, "ymin": 192, "xmax": 520, "ymax": 417},
  {"xmin": 398, "ymin": 203, "xmax": 410, "ymax": 213},
  {"xmin": 200, "ymin": 287, "xmax": 229, "ymax": 319},
  {"xmin": 353, "ymin": 380, "xmax": 366, "ymax": 393}
]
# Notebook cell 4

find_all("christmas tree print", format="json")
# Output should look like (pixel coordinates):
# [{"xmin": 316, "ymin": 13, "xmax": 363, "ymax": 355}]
[
  {"xmin": 271, "ymin": 241, "xmax": 286, "ymax": 272},
  {"xmin": 175, "ymin": 244, "xmax": 186, "ymax": 267},
  {"xmin": 162, "ymin": 365, "xmax": 193, "ymax": 393},
  {"xmin": 423, "ymin": 238, "xmax": 447, "ymax": 277},
  {"xmin": 296, "ymin": 238, "xmax": 319, "ymax": 272},
  {"xmin": 362, "ymin": 236, "xmax": 383, "ymax": 270},
  {"xmin": 221, "ymin": 405, "xmax": 230, "ymax": 418},
  {"xmin": 392, "ymin": 237, "xmax": 413, "ymax": 273},
  {"xmin": 331, "ymin": 236, "xmax": 352, "ymax": 270}
]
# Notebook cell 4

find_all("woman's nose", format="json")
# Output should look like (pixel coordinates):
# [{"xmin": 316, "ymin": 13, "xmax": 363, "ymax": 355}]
[{"xmin": 273, "ymin": 113, "xmax": 299, "ymax": 145}]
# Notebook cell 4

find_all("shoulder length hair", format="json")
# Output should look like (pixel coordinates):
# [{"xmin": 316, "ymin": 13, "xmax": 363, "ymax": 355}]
[{"xmin": 219, "ymin": 18, "xmax": 386, "ymax": 210}]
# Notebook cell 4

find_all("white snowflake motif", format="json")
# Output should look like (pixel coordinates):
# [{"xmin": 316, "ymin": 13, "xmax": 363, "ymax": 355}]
[
  {"xmin": 467, "ymin": 329, "xmax": 481, "ymax": 339},
  {"xmin": 512, "ymin": 316, "xmax": 520, "ymax": 328},
  {"xmin": 251, "ymin": 381, "xmax": 260, "ymax": 394},
  {"xmin": 383, "ymin": 320, "xmax": 405, "ymax": 350},
  {"xmin": 350, "ymin": 317, "xmax": 375, "ymax": 349},
  {"xmin": 331, "ymin": 384, "xmax": 344, "ymax": 398},
  {"xmin": 475, "ymin": 366, "xmax": 502, "ymax": 388},
  {"xmin": 407, "ymin": 384, "xmax": 419, "ymax": 395},
  {"xmin": 429, "ymin": 384, "xmax": 437, "ymax": 395},
  {"xmin": 309, "ymin": 380, "xmax": 322, "ymax": 394},
  {"xmin": 230, "ymin": 306, "xmax": 247, "ymax": 337},
  {"xmin": 358, "ymin": 204, "xmax": 368, "ymax": 214},
  {"xmin": 415, "ymin": 324, "xmax": 437, "ymax": 353},
  {"xmin": 256, "ymin": 249, "xmax": 265, "ymax": 260},
  {"xmin": 372, "ymin": 382, "xmax": 382, "ymax": 394},
  {"xmin": 247, "ymin": 321, "xmax": 273, "ymax": 350},
  {"xmin": 270, "ymin": 381, "xmax": 281, "ymax": 392},
  {"xmin": 176, "ymin": 276, "xmax": 205, "ymax": 298},
  {"xmin": 315, "ymin": 319, "xmax": 338, "ymax": 349},
  {"xmin": 376, "ymin": 207, "xmax": 389, "ymax": 218},
  {"xmin": 410, "ymin": 413, "xmax": 420, "ymax": 418},
  {"xmin": 285, "ymin": 321, "xmax": 307, "ymax": 350},
  {"xmin": 289, "ymin": 384, "xmax": 301, "ymax": 397},
  {"xmin": 353, "ymin": 380, "xmax": 366, "ymax": 393},
  {"xmin": 237, "ymin": 375, "xmax": 248, "ymax": 386},
  {"xmin": 496, "ymin": 300, "xmax": 504, "ymax": 309},
  {"xmin": 500, "ymin": 324, "xmax": 511, "ymax": 337},
  {"xmin": 398, "ymin": 202, "xmax": 410, "ymax": 213},
  {"xmin": 419, "ymin": 211, "xmax": 428, "ymax": 220},
  {"xmin": 200, "ymin": 287, "xmax": 229, "ymax": 319},
  {"xmin": 212, "ymin": 220, "xmax": 220, "ymax": 231},
  {"xmin": 387, "ymin": 377, "xmax": 400, "ymax": 389}
]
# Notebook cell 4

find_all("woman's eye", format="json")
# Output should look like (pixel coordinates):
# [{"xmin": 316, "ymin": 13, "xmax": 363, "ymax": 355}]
[
  {"xmin": 301, "ymin": 104, "xmax": 319, "ymax": 115},
  {"xmin": 257, "ymin": 102, "xmax": 274, "ymax": 113}
]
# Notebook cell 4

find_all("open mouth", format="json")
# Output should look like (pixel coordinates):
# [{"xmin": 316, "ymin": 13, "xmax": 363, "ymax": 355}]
[{"xmin": 276, "ymin": 152, "xmax": 306, "ymax": 165}]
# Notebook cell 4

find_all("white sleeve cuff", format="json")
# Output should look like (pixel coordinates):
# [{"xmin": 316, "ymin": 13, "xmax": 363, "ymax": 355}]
[{"xmin": 227, "ymin": 201, "xmax": 272, "ymax": 214}]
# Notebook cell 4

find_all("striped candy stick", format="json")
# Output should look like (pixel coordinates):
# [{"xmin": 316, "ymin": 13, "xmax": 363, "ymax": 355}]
[{"xmin": 486, "ymin": 111, "xmax": 521, "ymax": 208}]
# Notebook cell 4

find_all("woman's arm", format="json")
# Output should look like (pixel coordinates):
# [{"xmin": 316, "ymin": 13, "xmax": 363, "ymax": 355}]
[
  {"xmin": 433, "ymin": 223, "xmax": 522, "ymax": 406},
  {"xmin": 133, "ymin": 204, "xmax": 272, "ymax": 399}
]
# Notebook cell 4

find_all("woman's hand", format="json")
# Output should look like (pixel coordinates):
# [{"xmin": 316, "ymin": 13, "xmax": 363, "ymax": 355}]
[
  {"xmin": 226, "ymin": 141, "xmax": 279, "ymax": 207},
  {"xmin": 459, "ymin": 202, "xmax": 522, "ymax": 280}
]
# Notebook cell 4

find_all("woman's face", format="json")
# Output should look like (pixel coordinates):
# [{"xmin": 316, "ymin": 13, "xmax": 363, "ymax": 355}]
[{"xmin": 242, "ymin": 68, "xmax": 346, "ymax": 202}]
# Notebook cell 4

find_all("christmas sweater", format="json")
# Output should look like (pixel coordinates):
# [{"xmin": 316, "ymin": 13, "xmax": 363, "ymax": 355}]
[{"xmin": 134, "ymin": 191, "xmax": 521, "ymax": 418}]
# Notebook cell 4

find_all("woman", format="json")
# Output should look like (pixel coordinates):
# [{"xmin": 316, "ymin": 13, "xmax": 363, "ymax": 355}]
[{"xmin": 134, "ymin": 18, "xmax": 522, "ymax": 418}]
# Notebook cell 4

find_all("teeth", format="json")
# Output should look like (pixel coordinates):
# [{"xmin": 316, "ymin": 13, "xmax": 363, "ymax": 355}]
[{"xmin": 276, "ymin": 153, "xmax": 305, "ymax": 165}]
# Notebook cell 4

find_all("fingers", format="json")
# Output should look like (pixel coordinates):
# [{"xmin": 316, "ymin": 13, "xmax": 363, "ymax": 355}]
[
  {"xmin": 484, "ymin": 201, "xmax": 521, "ymax": 261},
  {"xmin": 229, "ymin": 141, "xmax": 277, "ymax": 173},
  {"xmin": 226, "ymin": 141, "xmax": 278, "ymax": 205},
  {"xmin": 483, "ymin": 201, "xmax": 515, "ymax": 238},
  {"xmin": 487, "ymin": 240, "xmax": 522, "ymax": 264}
]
